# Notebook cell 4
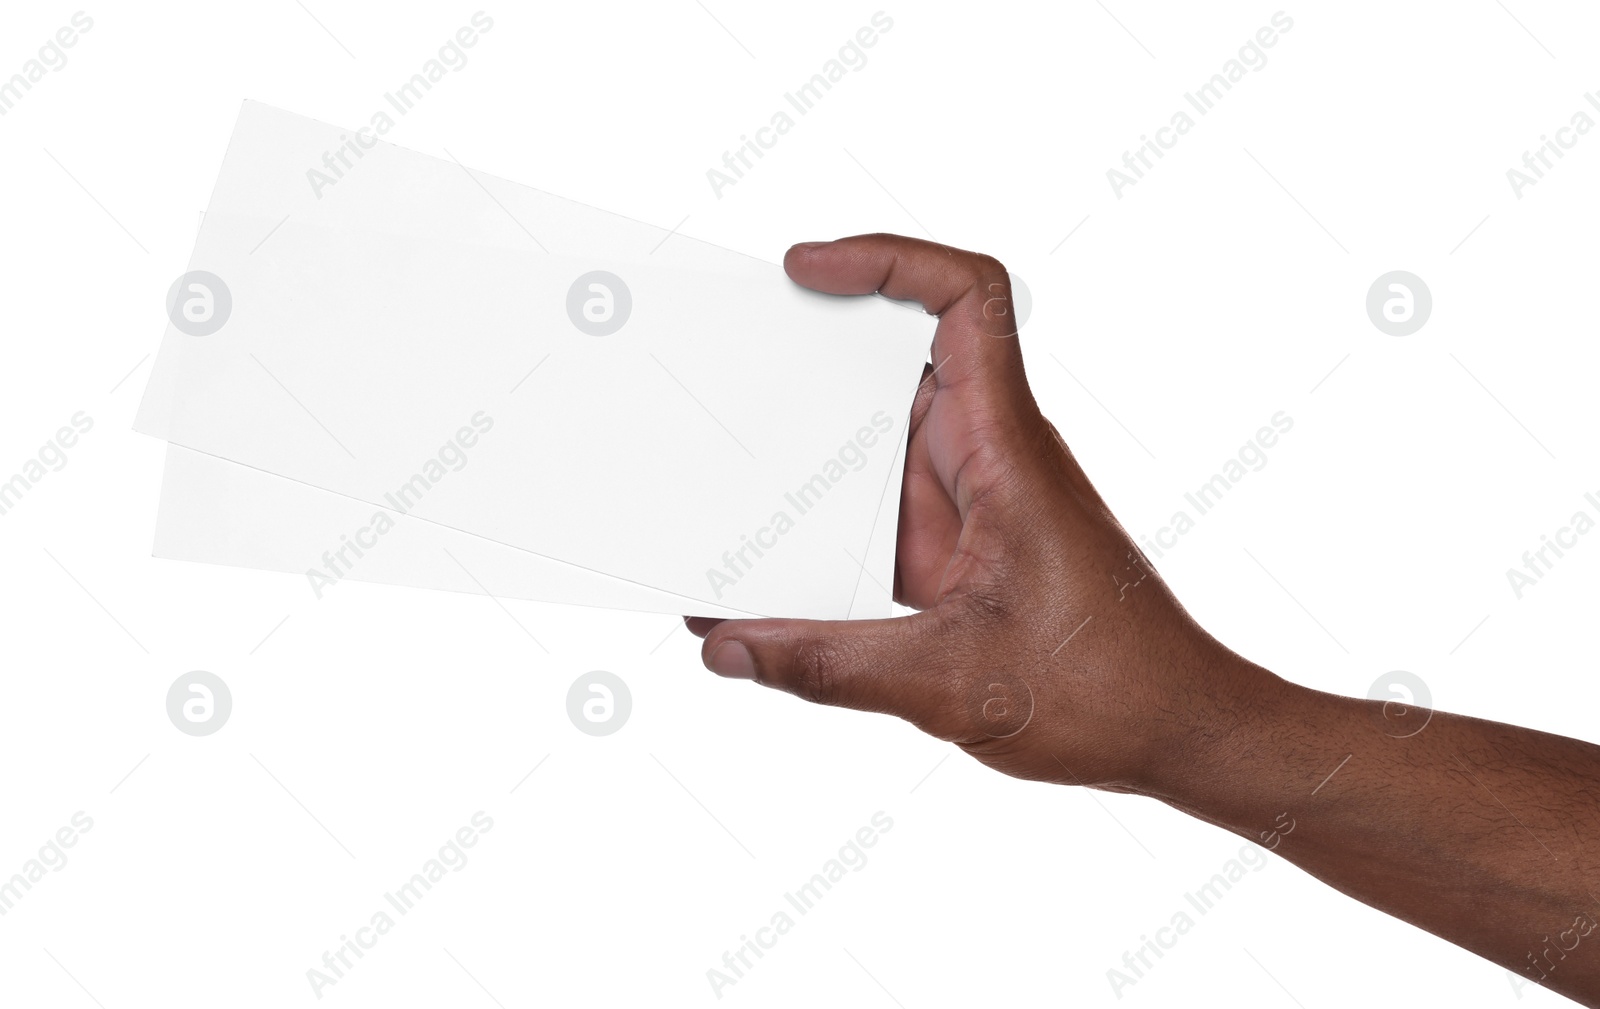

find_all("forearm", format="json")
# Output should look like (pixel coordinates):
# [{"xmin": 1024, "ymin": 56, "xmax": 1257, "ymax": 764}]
[{"xmin": 1140, "ymin": 658, "xmax": 1600, "ymax": 1004}]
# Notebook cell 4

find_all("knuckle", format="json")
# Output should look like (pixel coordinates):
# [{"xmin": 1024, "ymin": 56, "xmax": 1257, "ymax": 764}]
[
  {"xmin": 963, "ymin": 254, "xmax": 1012, "ymax": 320},
  {"xmin": 970, "ymin": 252, "xmax": 1007, "ymax": 277},
  {"xmin": 785, "ymin": 637, "xmax": 848, "ymax": 706}
]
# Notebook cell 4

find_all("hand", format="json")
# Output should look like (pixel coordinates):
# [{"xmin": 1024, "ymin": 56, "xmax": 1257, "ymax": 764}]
[
  {"xmin": 689, "ymin": 235, "xmax": 1600, "ymax": 1005},
  {"xmin": 687, "ymin": 234, "xmax": 1271, "ymax": 792}
]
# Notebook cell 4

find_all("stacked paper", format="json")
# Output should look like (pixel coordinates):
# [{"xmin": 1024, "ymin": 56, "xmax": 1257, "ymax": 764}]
[{"xmin": 137, "ymin": 102, "xmax": 933, "ymax": 620}]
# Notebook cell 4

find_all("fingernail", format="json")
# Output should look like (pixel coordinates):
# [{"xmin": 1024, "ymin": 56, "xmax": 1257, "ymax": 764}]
[
  {"xmin": 708, "ymin": 641, "xmax": 756, "ymax": 679},
  {"xmin": 790, "ymin": 241, "xmax": 829, "ymax": 252}
]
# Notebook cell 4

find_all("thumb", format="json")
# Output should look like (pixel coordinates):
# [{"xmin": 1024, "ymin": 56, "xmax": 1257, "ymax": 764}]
[{"xmin": 702, "ymin": 610, "xmax": 959, "ymax": 728}]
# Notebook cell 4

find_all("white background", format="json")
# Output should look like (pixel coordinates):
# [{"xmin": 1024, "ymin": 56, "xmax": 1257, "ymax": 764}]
[{"xmin": 1, "ymin": 1, "xmax": 1596, "ymax": 1005}]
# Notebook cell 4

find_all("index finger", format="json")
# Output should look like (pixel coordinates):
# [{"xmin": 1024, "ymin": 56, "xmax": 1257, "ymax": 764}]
[{"xmin": 783, "ymin": 233, "xmax": 1028, "ymax": 396}]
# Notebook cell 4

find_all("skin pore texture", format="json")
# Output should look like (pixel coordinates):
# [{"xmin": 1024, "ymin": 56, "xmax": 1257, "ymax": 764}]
[{"xmin": 685, "ymin": 234, "xmax": 1600, "ymax": 1006}]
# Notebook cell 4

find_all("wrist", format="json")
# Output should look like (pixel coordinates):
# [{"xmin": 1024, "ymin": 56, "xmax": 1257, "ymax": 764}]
[{"xmin": 1131, "ymin": 646, "xmax": 1308, "ymax": 813}]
